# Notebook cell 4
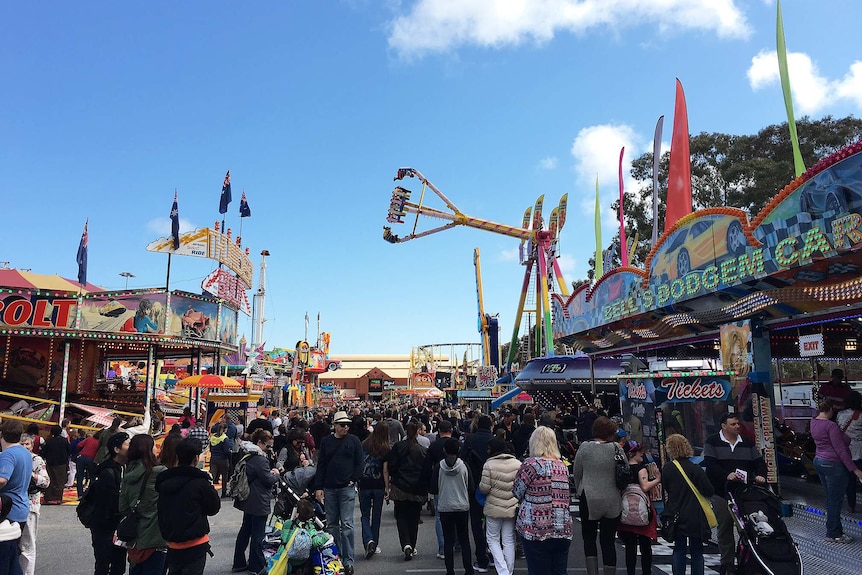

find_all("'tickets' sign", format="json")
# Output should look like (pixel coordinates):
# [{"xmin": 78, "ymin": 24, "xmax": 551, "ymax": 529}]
[{"xmin": 798, "ymin": 333, "xmax": 824, "ymax": 357}]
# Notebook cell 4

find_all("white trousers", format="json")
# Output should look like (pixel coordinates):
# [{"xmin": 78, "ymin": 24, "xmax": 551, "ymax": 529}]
[
  {"xmin": 19, "ymin": 510, "xmax": 38, "ymax": 575},
  {"xmin": 485, "ymin": 516, "xmax": 516, "ymax": 575}
]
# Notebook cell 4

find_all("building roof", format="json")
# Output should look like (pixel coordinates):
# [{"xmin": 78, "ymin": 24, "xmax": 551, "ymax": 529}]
[{"xmin": 318, "ymin": 366, "xmax": 410, "ymax": 380}]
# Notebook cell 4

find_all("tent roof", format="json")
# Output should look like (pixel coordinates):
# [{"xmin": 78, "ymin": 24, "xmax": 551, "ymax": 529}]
[{"xmin": 0, "ymin": 269, "xmax": 103, "ymax": 293}]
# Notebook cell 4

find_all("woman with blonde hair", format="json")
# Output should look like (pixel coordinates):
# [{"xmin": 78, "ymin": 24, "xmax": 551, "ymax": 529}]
[
  {"xmin": 661, "ymin": 434, "xmax": 714, "ymax": 575},
  {"xmin": 573, "ymin": 416, "xmax": 627, "ymax": 575},
  {"xmin": 513, "ymin": 425, "xmax": 572, "ymax": 575}
]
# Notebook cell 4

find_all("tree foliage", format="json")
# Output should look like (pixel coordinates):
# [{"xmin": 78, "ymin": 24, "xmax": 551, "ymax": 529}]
[{"xmin": 593, "ymin": 116, "xmax": 862, "ymax": 272}]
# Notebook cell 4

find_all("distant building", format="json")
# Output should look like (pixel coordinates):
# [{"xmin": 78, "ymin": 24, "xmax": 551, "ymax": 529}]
[{"xmin": 317, "ymin": 354, "xmax": 411, "ymax": 402}]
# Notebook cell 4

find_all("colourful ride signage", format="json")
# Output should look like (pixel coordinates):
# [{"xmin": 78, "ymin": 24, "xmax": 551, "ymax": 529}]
[{"xmin": 553, "ymin": 145, "xmax": 862, "ymax": 351}]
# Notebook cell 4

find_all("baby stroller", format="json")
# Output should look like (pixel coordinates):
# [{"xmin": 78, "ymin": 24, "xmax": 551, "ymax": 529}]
[
  {"xmin": 727, "ymin": 483, "xmax": 803, "ymax": 575},
  {"xmin": 266, "ymin": 469, "xmax": 342, "ymax": 575}
]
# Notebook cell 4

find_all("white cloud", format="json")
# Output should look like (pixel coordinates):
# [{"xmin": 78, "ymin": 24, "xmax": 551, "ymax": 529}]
[
  {"xmin": 498, "ymin": 247, "xmax": 520, "ymax": 262},
  {"xmin": 147, "ymin": 217, "xmax": 196, "ymax": 237},
  {"xmin": 556, "ymin": 253, "xmax": 576, "ymax": 277},
  {"xmin": 388, "ymin": 0, "xmax": 750, "ymax": 59},
  {"xmin": 537, "ymin": 156, "xmax": 558, "ymax": 170},
  {"xmin": 747, "ymin": 50, "xmax": 862, "ymax": 114}
]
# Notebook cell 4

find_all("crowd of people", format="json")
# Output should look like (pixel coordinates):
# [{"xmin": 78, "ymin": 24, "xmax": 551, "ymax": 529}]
[{"xmin": 1, "ymin": 392, "xmax": 859, "ymax": 575}]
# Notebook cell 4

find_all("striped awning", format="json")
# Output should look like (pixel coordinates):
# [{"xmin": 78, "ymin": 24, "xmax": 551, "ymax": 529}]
[{"xmin": 0, "ymin": 269, "xmax": 103, "ymax": 292}]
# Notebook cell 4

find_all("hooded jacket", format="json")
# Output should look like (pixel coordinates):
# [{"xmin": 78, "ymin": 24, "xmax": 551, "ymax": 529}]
[
  {"xmin": 119, "ymin": 461, "xmax": 166, "ymax": 550},
  {"xmin": 479, "ymin": 453, "xmax": 521, "ymax": 518},
  {"xmin": 431, "ymin": 454, "xmax": 471, "ymax": 513},
  {"xmin": 87, "ymin": 458, "xmax": 124, "ymax": 529},
  {"xmin": 155, "ymin": 464, "xmax": 220, "ymax": 544},
  {"xmin": 234, "ymin": 442, "xmax": 279, "ymax": 516},
  {"xmin": 209, "ymin": 433, "xmax": 233, "ymax": 460}
]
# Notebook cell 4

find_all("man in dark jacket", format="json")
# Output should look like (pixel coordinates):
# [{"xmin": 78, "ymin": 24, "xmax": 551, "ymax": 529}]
[
  {"xmin": 314, "ymin": 411, "xmax": 364, "ymax": 575},
  {"xmin": 510, "ymin": 413, "xmax": 536, "ymax": 460},
  {"xmin": 156, "ymin": 437, "xmax": 221, "ymax": 575},
  {"xmin": 41, "ymin": 424, "xmax": 71, "ymax": 504},
  {"xmin": 703, "ymin": 413, "xmax": 767, "ymax": 575},
  {"xmin": 88, "ymin": 432, "xmax": 129, "ymax": 575},
  {"xmin": 459, "ymin": 415, "xmax": 494, "ymax": 571}
]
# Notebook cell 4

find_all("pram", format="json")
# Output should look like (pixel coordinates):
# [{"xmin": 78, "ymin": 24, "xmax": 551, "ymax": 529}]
[
  {"xmin": 265, "ymin": 466, "xmax": 343, "ymax": 575},
  {"xmin": 727, "ymin": 483, "xmax": 803, "ymax": 575}
]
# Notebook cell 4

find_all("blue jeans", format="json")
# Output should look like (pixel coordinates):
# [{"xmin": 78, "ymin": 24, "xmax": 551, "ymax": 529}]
[
  {"xmin": 522, "ymin": 537, "xmax": 569, "ymax": 575},
  {"xmin": 325, "ymin": 486, "xmax": 356, "ymax": 566},
  {"xmin": 672, "ymin": 535, "xmax": 703, "ymax": 575},
  {"xmin": 815, "ymin": 457, "xmax": 850, "ymax": 538},
  {"xmin": 233, "ymin": 512, "xmax": 267, "ymax": 573},
  {"xmin": 359, "ymin": 488, "xmax": 385, "ymax": 547}
]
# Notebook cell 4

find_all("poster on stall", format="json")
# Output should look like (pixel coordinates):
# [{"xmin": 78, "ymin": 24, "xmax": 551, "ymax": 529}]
[
  {"xmin": 167, "ymin": 294, "xmax": 218, "ymax": 341},
  {"xmin": 218, "ymin": 305, "xmax": 238, "ymax": 346},
  {"xmin": 618, "ymin": 378, "xmax": 656, "ymax": 447},
  {"xmin": 79, "ymin": 293, "xmax": 168, "ymax": 334}
]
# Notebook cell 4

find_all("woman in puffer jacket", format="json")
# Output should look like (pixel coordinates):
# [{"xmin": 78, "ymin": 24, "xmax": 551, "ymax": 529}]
[{"xmin": 479, "ymin": 438, "xmax": 522, "ymax": 575}]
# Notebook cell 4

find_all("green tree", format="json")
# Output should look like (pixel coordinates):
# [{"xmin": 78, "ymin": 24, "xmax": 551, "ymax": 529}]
[{"xmin": 607, "ymin": 116, "xmax": 862, "ymax": 270}]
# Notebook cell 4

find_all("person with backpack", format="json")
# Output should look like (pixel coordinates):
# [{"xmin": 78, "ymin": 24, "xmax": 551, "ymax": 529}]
[
  {"xmin": 459, "ymin": 415, "xmax": 494, "ymax": 572},
  {"xmin": 86, "ymin": 431, "xmax": 130, "ymax": 575},
  {"xmin": 231, "ymin": 429, "xmax": 280, "ymax": 575},
  {"xmin": 616, "ymin": 441, "xmax": 661, "ymax": 575},
  {"xmin": 119, "ymin": 434, "xmax": 167, "ymax": 575},
  {"xmin": 430, "ymin": 438, "xmax": 474, "ymax": 575},
  {"xmin": 479, "ymin": 438, "xmax": 521, "ymax": 575},
  {"xmin": 156, "ymin": 437, "xmax": 221, "ymax": 575},
  {"xmin": 359, "ymin": 421, "xmax": 390, "ymax": 559}
]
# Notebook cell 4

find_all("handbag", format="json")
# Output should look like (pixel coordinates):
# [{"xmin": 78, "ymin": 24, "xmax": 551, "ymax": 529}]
[
  {"xmin": 116, "ymin": 472, "xmax": 150, "ymax": 542},
  {"xmin": 672, "ymin": 460, "xmax": 717, "ymax": 528},
  {"xmin": 613, "ymin": 444, "xmax": 631, "ymax": 490},
  {"xmin": 475, "ymin": 487, "xmax": 487, "ymax": 507},
  {"xmin": 659, "ymin": 511, "xmax": 679, "ymax": 541}
]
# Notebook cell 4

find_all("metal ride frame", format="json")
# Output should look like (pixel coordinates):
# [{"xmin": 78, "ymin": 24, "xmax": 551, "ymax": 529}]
[{"xmin": 383, "ymin": 167, "xmax": 570, "ymax": 383}]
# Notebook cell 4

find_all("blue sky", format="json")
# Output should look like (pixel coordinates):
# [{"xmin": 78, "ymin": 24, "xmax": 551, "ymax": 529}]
[{"xmin": 3, "ymin": 1, "xmax": 862, "ymax": 355}]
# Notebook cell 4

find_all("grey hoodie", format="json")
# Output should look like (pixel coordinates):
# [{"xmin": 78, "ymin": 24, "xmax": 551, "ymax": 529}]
[{"xmin": 433, "ymin": 454, "xmax": 470, "ymax": 513}]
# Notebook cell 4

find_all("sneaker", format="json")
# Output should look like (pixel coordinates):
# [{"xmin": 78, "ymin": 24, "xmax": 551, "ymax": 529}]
[
  {"xmin": 404, "ymin": 545, "xmax": 414, "ymax": 561},
  {"xmin": 825, "ymin": 534, "xmax": 854, "ymax": 543},
  {"xmin": 472, "ymin": 563, "xmax": 488, "ymax": 573},
  {"xmin": 344, "ymin": 566, "xmax": 355, "ymax": 575},
  {"xmin": 437, "ymin": 553, "xmax": 446, "ymax": 559},
  {"xmin": 375, "ymin": 547, "xmax": 381, "ymax": 555},
  {"xmin": 412, "ymin": 548, "xmax": 419, "ymax": 557},
  {"xmin": 366, "ymin": 540, "xmax": 377, "ymax": 559}
]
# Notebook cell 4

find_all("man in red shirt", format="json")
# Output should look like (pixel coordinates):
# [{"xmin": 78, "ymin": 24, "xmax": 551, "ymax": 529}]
[
  {"xmin": 819, "ymin": 369, "xmax": 852, "ymax": 413},
  {"xmin": 75, "ymin": 432, "xmax": 99, "ymax": 498}
]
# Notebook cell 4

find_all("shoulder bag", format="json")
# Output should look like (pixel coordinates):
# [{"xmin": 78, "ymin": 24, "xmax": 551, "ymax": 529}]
[
  {"xmin": 613, "ymin": 443, "xmax": 631, "ymax": 490},
  {"xmin": 116, "ymin": 472, "xmax": 150, "ymax": 542},
  {"xmin": 672, "ymin": 460, "xmax": 717, "ymax": 528}
]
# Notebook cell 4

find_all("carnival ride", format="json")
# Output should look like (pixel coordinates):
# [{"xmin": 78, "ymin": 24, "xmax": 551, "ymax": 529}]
[{"xmin": 383, "ymin": 167, "xmax": 570, "ymax": 391}]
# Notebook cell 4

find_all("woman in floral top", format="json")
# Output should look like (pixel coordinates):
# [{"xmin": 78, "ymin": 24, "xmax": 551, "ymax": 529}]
[
  {"xmin": 20, "ymin": 433, "xmax": 50, "ymax": 575},
  {"xmin": 512, "ymin": 425, "xmax": 572, "ymax": 575}
]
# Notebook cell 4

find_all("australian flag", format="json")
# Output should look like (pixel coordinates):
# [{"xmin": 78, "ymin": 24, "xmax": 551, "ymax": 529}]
[
  {"xmin": 76, "ymin": 220, "xmax": 88, "ymax": 286},
  {"xmin": 219, "ymin": 170, "xmax": 232, "ymax": 214},
  {"xmin": 170, "ymin": 192, "xmax": 180, "ymax": 250},
  {"xmin": 239, "ymin": 191, "xmax": 251, "ymax": 218}
]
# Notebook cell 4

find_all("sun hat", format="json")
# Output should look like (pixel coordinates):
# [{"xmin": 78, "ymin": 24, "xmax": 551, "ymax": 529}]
[{"xmin": 332, "ymin": 411, "xmax": 351, "ymax": 424}]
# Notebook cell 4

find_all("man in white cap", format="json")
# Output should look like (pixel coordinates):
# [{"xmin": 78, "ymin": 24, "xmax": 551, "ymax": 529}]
[{"xmin": 314, "ymin": 411, "xmax": 364, "ymax": 575}]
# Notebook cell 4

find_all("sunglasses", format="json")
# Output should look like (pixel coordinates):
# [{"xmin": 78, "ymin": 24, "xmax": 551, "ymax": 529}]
[{"xmin": 335, "ymin": 423, "xmax": 349, "ymax": 427}]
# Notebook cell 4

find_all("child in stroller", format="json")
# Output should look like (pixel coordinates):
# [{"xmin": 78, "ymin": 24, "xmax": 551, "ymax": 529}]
[
  {"xmin": 726, "ymin": 483, "xmax": 802, "ymax": 575},
  {"xmin": 266, "ymin": 471, "xmax": 342, "ymax": 575}
]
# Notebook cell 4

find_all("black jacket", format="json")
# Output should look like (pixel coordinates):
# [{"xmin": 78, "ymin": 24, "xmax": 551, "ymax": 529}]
[
  {"xmin": 388, "ymin": 439, "xmax": 429, "ymax": 495},
  {"xmin": 460, "ymin": 429, "xmax": 494, "ymax": 479},
  {"xmin": 703, "ymin": 433, "xmax": 767, "ymax": 497},
  {"xmin": 511, "ymin": 425, "xmax": 535, "ymax": 460},
  {"xmin": 155, "ymin": 465, "xmax": 220, "ymax": 543},
  {"xmin": 88, "ymin": 458, "xmax": 124, "ymax": 529},
  {"xmin": 42, "ymin": 436, "xmax": 71, "ymax": 467},
  {"xmin": 313, "ymin": 434, "xmax": 364, "ymax": 490},
  {"xmin": 662, "ymin": 458, "xmax": 715, "ymax": 540},
  {"xmin": 234, "ymin": 449, "xmax": 279, "ymax": 516}
]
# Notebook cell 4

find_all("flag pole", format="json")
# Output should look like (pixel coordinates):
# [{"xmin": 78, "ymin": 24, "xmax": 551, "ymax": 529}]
[{"xmin": 166, "ymin": 253, "xmax": 172, "ymax": 291}]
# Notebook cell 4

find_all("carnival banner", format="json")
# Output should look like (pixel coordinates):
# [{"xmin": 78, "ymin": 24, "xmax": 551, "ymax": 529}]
[
  {"xmin": 79, "ymin": 293, "xmax": 167, "ymax": 334},
  {"xmin": 167, "ymin": 293, "xmax": 218, "ymax": 341},
  {"xmin": 0, "ymin": 293, "xmax": 78, "ymax": 330}
]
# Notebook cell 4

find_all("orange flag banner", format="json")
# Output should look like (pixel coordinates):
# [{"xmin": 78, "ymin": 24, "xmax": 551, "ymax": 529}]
[{"xmin": 665, "ymin": 79, "xmax": 693, "ymax": 233}]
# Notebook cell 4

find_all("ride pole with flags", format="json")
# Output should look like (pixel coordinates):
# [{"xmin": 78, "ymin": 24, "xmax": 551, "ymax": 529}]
[
  {"xmin": 167, "ymin": 190, "xmax": 179, "ymax": 291},
  {"xmin": 219, "ymin": 170, "xmax": 232, "ymax": 238}
]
